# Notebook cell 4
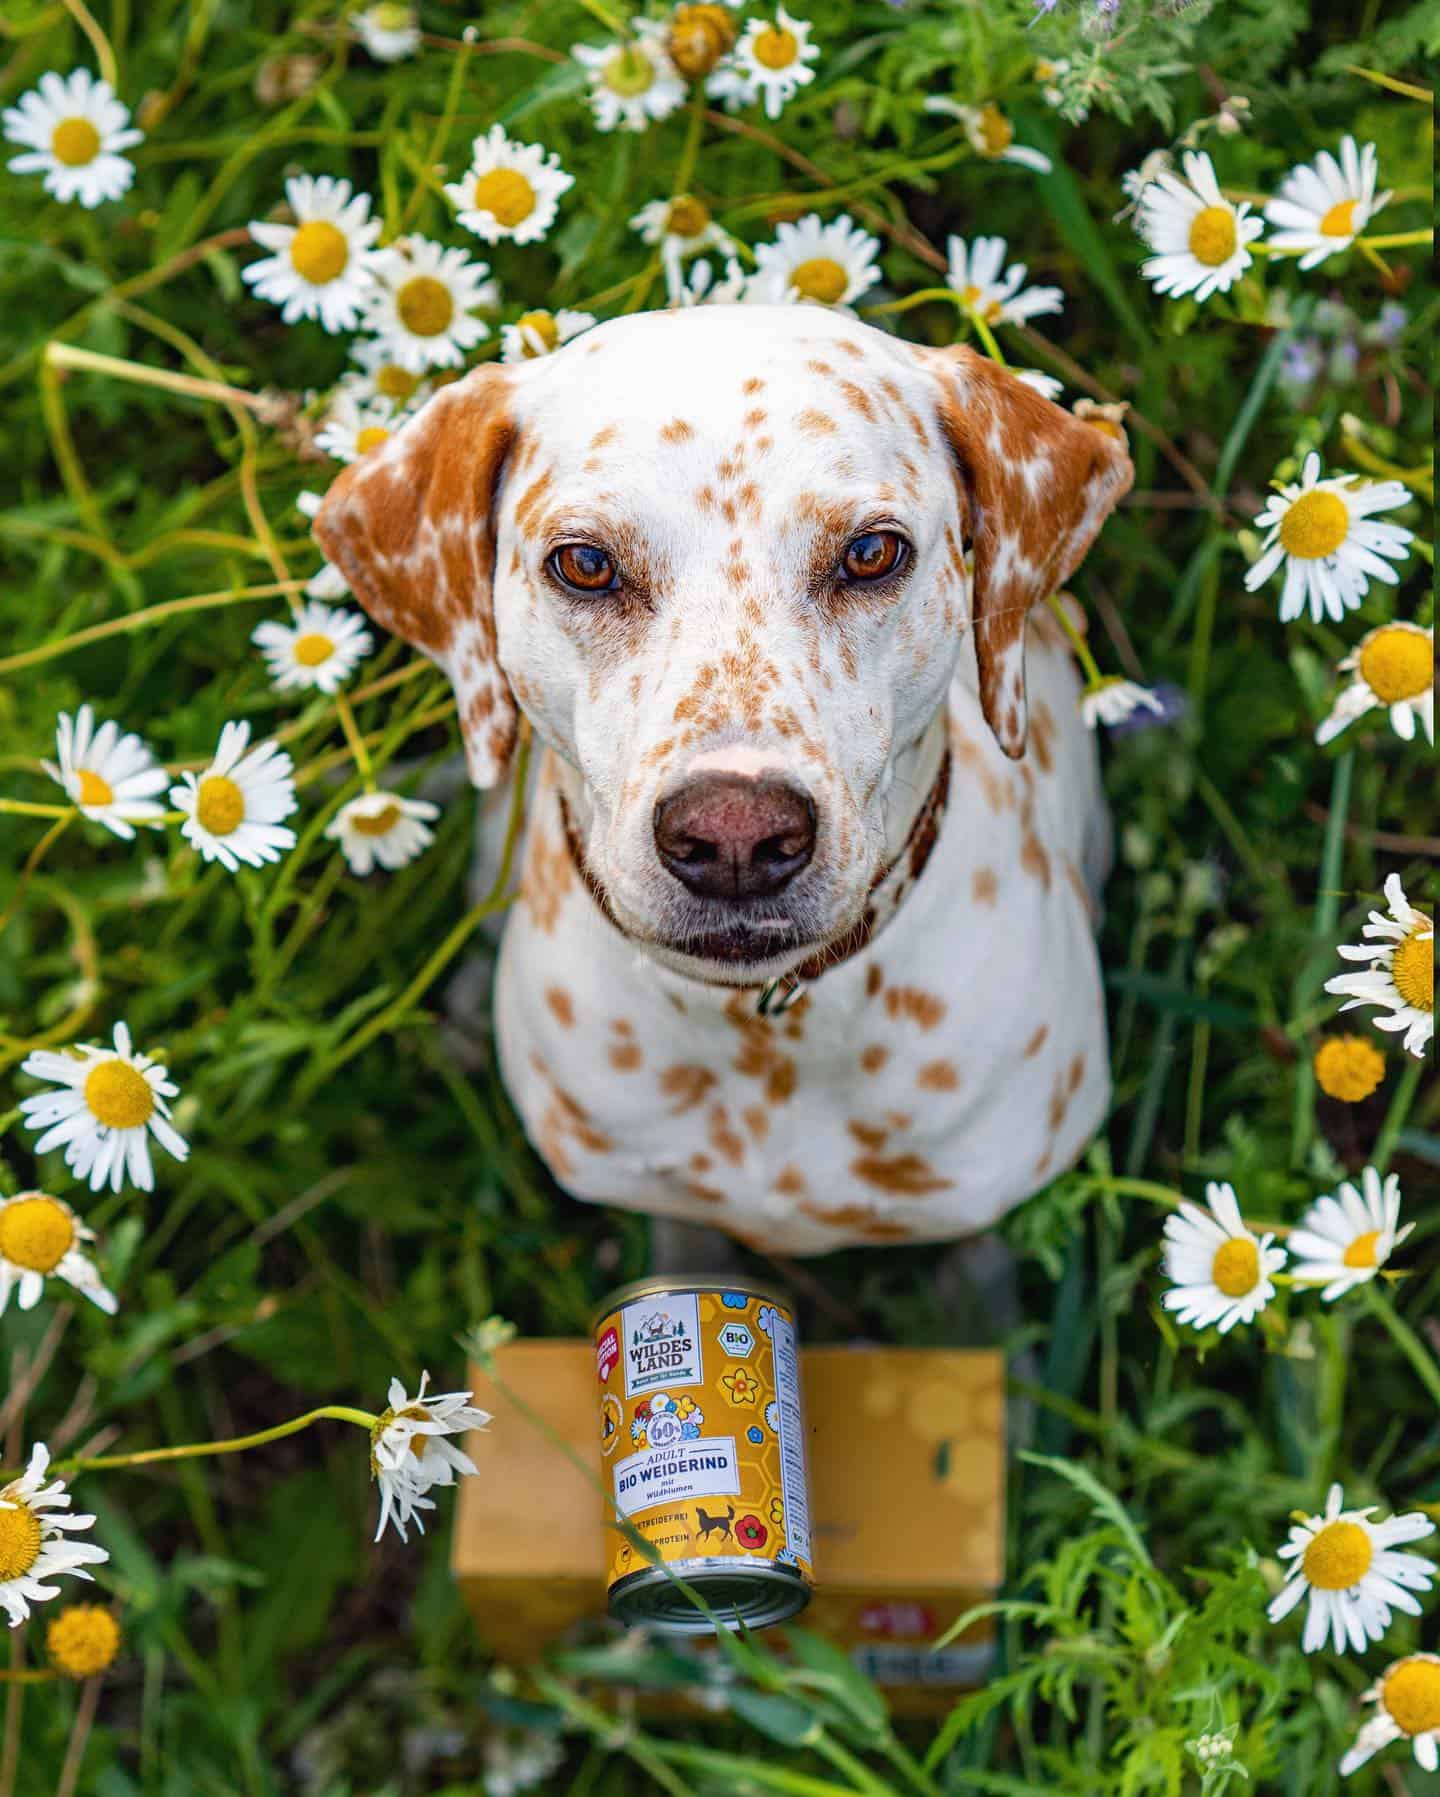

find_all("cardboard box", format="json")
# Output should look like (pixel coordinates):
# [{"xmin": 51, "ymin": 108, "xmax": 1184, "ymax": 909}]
[{"xmin": 453, "ymin": 1340, "xmax": 1004, "ymax": 1710}]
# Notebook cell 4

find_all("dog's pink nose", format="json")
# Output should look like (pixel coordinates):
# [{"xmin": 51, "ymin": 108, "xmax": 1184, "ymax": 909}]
[{"xmin": 654, "ymin": 773, "xmax": 816, "ymax": 901}]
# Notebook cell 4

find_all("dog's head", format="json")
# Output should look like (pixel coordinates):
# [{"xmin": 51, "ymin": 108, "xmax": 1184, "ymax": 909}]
[{"xmin": 315, "ymin": 307, "xmax": 1130, "ymax": 981}]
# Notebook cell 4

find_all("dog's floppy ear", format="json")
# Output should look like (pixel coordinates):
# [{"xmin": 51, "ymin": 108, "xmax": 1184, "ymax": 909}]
[
  {"xmin": 926, "ymin": 346, "xmax": 1132, "ymax": 759},
  {"xmin": 313, "ymin": 366, "xmax": 518, "ymax": 788}
]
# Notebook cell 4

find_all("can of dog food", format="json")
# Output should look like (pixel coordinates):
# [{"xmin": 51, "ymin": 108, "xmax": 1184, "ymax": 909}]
[{"xmin": 594, "ymin": 1277, "xmax": 814, "ymax": 1632}]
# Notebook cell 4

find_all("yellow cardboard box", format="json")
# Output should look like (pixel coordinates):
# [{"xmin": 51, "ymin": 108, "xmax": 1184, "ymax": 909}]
[{"xmin": 453, "ymin": 1340, "xmax": 1004, "ymax": 1711}]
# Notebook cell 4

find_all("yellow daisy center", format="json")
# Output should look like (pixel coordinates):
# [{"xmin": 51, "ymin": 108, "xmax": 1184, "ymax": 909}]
[
  {"xmin": 1210, "ymin": 1236, "xmax": 1260, "ymax": 1298},
  {"xmin": 195, "ymin": 774, "xmax": 246, "ymax": 838},
  {"xmin": 973, "ymin": 104, "xmax": 1014, "ymax": 157},
  {"xmin": 396, "ymin": 275, "xmax": 455, "ymax": 337},
  {"xmin": 1312, "ymin": 1035, "xmax": 1385, "ymax": 1103},
  {"xmin": 1319, "ymin": 198, "xmax": 1359, "ymax": 239},
  {"xmin": 1302, "ymin": 1518, "xmax": 1372, "ymax": 1590},
  {"xmin": 1357, "ymin": 626, "xmax": 1432, "ymax": 704},
  {"xmin": 293, "ymin": 632, "xmax": 336, "ymax": 667},
  {"xmin": 1342, "ymin": 1230, "xmax": 1383, "ymax": 1270},
  {"xmin": 666, "ymin": 195, "xmax": 711, "ymax": 238},
  {"xmin": 351, "ymin": 802, "xmax": 402, "ymax": 837},
  {"xmin": 84, "ymin": 1058, "xmax": 154, "ymax": 1131},
  {"xmin": 354, "ymin": 425, "xmax": 391, "ymax": 455},
  {"xmin": 1391, "ymin": 925, "xmax": 1434, "ymax": 1013},
  {"xmin": 51, "ymin": 117, "xmax": 101, "ymax": 167},
  {"xmin": 0, "ymin": 1502, "xmax": 43, "ymax": 1581},
  {"xmin": 959, "ymin": 284, "xmax": 1003, "ymax": 324},
  {"xmin": 517, "ymin": 310, "xmax": 560, "ymax": 354},
  {"xmin": 1382, "ymin": 1657, "xmax": 1440, "ymax": 1736},
  {"xmin": 789, "ymin": 257, "xmax": 849, "ymax": 304},
  {"xmin": 1277, "ymin": 489, "xmax": 1349, "ymax": 559},
  {"xmin": 47, "ymin": 1605, "xmax": 121, "ymax": 1680},
  {"xmin": 374, "ymin": 364, "xmax": 419, "ymax": 403},
  {"xmin": 289, "ymin": 219, "xmax": 350, "ymax": 286},
  {"xmin": 1188, "ymin": 205, "xmax": 1238, "ymax": 267},
  {"xmin": 0, "ymin": 1197, "xmax": 75, "ymax": 1274},
  {"xmin": 752, "ymin": 25, "xmax": 799, "ymax": 69},
  {"xmin": 604, "ymin": 45, "xmax": 657, "ymax": 97},
  {"xmin": 467, "ymin": 167, "xmax": 537, "ymax": 228},
  {"xmin": 75, "ymin": 768, "xmax": 115, "ymax": 808}
]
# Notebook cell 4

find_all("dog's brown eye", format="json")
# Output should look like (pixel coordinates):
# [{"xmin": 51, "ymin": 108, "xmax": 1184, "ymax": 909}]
[
  {"xmin": 550, "ymin": 544, "xmax": 618, "ymax": 592},
  {"xmin": 841, "ymin": 531, "xmax": 907, "ymax": 582}
]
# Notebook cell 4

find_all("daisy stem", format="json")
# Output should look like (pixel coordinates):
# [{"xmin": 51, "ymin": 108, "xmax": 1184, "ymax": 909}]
[
  {"xmin": 574, "ymin": 0, "xmax": 633, "ymax": 36},
  {"xmin": 0, "ymin": 801, "xmax": 73, "ymax": 819},
  {"xmin": 1361, "ymin": 1278, "xmax": 1440, "ymax": 1411},
  {"xmin": 1045, "ymin": 594, "xmax": 1104, "ymax": 686},
  {"xmin": 332, "ymin": 692, "xmax": 375, "ymax": 790},
  {"xmin": 3, "ymin": 1407, "xmax": 378, "ymax": 1485},
  {"xmin": 968, "ymin": 309, "xmax": 1008, "ymax": 368},
  {"xmin": 1343, "ymin": 64, "xmax": 1433, "ymax": 102},
  {"xmin": 1372, "ymin": 1053, "xmax": 1423, "ymax": 1177},
  {"xmin": 1356, "ymin": 229, "xmax": 1434, "ymax": 249},
  {"xmin": 42, "ymin": 343, "xmax": 270, "ymax": 415},
  {"xmin": 862, "ymin": 286, "xmax": 967, "ymax": 319},
  {"xmin": 54, "ymin": 1673, "xmax": 100, "ymax": 1797},
  {"xmin": 58, "ymin": 0, "xmax": 118, "ymax": 88},
  {"xmin": 397, "ymin": 24, "xmax": 476, "ymax": 231}
]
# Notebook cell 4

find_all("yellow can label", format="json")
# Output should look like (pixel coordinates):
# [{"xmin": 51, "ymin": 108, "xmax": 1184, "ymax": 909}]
[{"xmin": 596, "ymin": 1286, "xmax": 815, "ymax": 1589}]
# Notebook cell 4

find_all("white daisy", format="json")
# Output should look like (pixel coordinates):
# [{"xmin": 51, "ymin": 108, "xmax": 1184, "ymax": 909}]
[
  {"xmin": 445, "ymin": 125, "xmax": 573, "ymax": 246},
  {"xmin": 296, "ymin": 491, "xmax": 349, "ymax": 601},
  {"xmin": 1340, "ymin": 1653, "xmax": 1440, "ymax": 1778},
  {"xmin": 326, "ymin": 791, "xmax": 441, "ymax": 876},
  {"xmin": 244, "ymin": 175, "xmax": 383, "ymax": 332},
  {"xmin": 170, "ymin": 722, "xmax": 298, "ymax": 874},
  {"xmin": 2, "ymin": 68, "xmax": 142, "ymax": 208},
  {"xmin": 370, "ymin": 1373, "xmax": 490, "ymax": 1543},
  {"xmin": 314, "ymin": 389, "xmax": 408, "ymax": 464},
  {"xmin": 43, "ymin": 705, "xmax": 169, "ymax": 840},
  {"xmin": 1243, "ymin": 453, "xmax": 1413, "ymax": 624},
  {"xmin": 631, "ymin": 195, "xmax": 735, "ymax": 301},
  {"xmin": 574, "ymin": 25, "xmax": 687, "ymax": 135},
  {"xmin": 1136, "ymin": 150, "xmax": 1264, "ymax": 302},
  {"xmin": 0, "ymin": 1193, "xmax": 116, "ymax": 1316},
  {"xmin": 353, "ymin": 3, "xmax": 420, "ymax": 62},
  {"xmin": 1079, "ymin": 677, "xmax": 1164, "ymax": 730},
  {"xmin": 19, "ymin": 1021, "xmax": 189, "ymax": 1196},
  {"xmin": 364, "ymin": 236, "xmax": 497, "ymax": 373},
  {"xmin": 1265, "ymin": 136, "xmax": 1390, "ymax": 271},
  {"xmin": 945, "ymin": 234, "xmax": 1064, "ymax": 326},
  {"xmin": 751, "ymin": 212, "xmax": 881, "ymax": 308},
  {"xmin": 1289, "ymin": 1167, "xmax": 1413, "ymax": 1302},
  {"xmin": 341, "ymin": 335, "xmax": 433, "ymax": 410},
  {"xmin": 672, "ymin": 256, "xmax": 756, "ymax": 308},
  {"xmin": 1267, "ymin": 1482, "xmax": 1435, "ymax": 1655},
  {"xmin": 709, "ymin": 9, "xmax": 820, "ymax": 121},
  {"xmin": 1160, "ymin": 1180, "xmax": 1286, "ymax": 1334},
  {"xmin": 498, "ymin": 308, "xmax": 597, "ymax": 363},
  {"xmin": 1015, "ymin": 368, "xmax": 1064, "ymax": 401},
  {"xmin": 252, "ymin": 600, "xmax": 373, "ymax": 693},
  {"xmin": 1316, "ymin": 621, "xmax": 1433, "ymax": 747},
  {"xmin": 1119, "ymin": 150, "xmax": 1174, "ymax": 209},
  {"xmin": 923, "ymin": 100, "xmax": 1052, "ymax": 173},
  {"xmin": 1325, "ymin": 874, "xmax": 1433, "ymax": 1060},
  {"xmin": 0, "ymin": 1445, "xmax": 108, "ymax": 1628}
]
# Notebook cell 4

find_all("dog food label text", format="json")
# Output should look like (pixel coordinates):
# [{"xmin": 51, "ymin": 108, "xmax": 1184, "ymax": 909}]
[
  {"xmin": 612, "ymin": 1436, "xmax": 740, "ymax": 1520},
  {"xmin": 622, "ymin": 1293, "xmax": 703, "ymax": 1397}
]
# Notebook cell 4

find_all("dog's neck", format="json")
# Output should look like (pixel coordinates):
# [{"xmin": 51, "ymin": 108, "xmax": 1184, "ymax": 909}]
[{"xmin": 548, "ymin": 707, "xmax": 951, "ymax": 994}]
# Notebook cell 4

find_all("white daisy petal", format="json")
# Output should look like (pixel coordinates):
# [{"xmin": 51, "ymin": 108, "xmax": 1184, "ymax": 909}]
[
  {"xmin": 170, "ymin": 721, "xmax": 299, "ymax": 873},
  {"xmin": 369, "ymin": 1373, "xmax": 490, "ymax": 1543},
  {"xmin": 2, "ymin": 69, "xmax": 142, "ymax": 208},
  {"xmin": 242, "ymin": 174, "xmax": 384, "ymax": 333},
  {"xmin": 325, "ymin": 790, "xmax": 441, "ymax": 876},
  {"xmin": 752, "ymin": 212, "xmax": 881, "ymax": 308},
  {"xmin": 1268, "ymin": 1485, "xmax": 1435, "ymax": 1659},
  {"xmin": 444, "ymin": 124, "xmax": 573, "ymax": 245},
  {"xmin": 1323, "ymin": 878, "xmax": 1433, "ymax": 1061},
  {"xmin": 363, "ymin": 235, "xmax": 497, "ymax": 372}
]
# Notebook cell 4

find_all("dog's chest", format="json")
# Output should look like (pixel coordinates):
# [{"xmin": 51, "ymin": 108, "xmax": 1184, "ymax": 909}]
[{"xmin": 492, "ymin": 678, "xmax": 1111, "ymax": 1254}]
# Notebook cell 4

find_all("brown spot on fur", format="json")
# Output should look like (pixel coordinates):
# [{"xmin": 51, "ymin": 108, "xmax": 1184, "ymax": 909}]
[
  {"xmin": 742, "ymin": 1104, "xmax": 770, "ymax": 1142},
  {"xmin": 799, "ymin": 1200, "xmax": 913, "ymax": 1241},
  {"xmin": 796, "ymin": 408, "xmax": 838, "ymax": 436},
  {"xmin": 1023, "ymin": 1023, "xmax": 1049, "ymax": 1060},
  {"xmin": 741, "ymin": 376, "xmax": 765, "ymax": 395},
  {"xmin": 865, "ymin": 964, "xmax": 884, "ymax": 999},
  {"xmin": 971, "ymin": 868, "xmax": 998, "ymax": 906},
  {"xmin": 685, "ymin": 1181, "xmax": 727, "ymax": 1206},
  {"xmin": 774, "ymin": 1164, "xmax": 808, "ymax": 1196},
  {"xmin": 860, "ymin": 1044, "xmax": 889, "ymax": 1074},
  {"xmin": 1067, "ymin": 1053, "xmax": 1085, "ymax": 1095},
  {"xmin": 883, "ymin": 987, "xmax": 946, "ymax": 1031},
  {"xmin": 917, "ymin": 1059, "xmax": 960, "ymax": 1092},
  {"xmin": 544, "ymin": 986, "xmax": 574, "ymax": 1028},
  {"xmin": 1021, "ymin": 831, "xmax": 1051, "ymax": 890},
  {"xmin": 847, "ymin": 1119, "xmax": 889, "ymax": 1152},
  {"xmin": 608, "ymin": 1040, "xmax": 643, "ymax": 1073},
  {"xmin": 659, "ymin": 1064, "xmax": 716, "ymax": 1115},
  {"xmin": 850, "ymin": 1153, "xmax": 952, "ymax": 1198},
  {"xmin": 660, "ymin": 418, "xmax": 695, "ymax": 443},
  {"xmin": 708, "ymin": 1104, "xmax": 746, "ymax": 1167}
]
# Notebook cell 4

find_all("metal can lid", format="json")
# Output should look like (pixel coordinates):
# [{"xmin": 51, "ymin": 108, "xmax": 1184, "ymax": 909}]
[
  {"xmin": 591, "ymin": 1273, "xmax": 792, "ymax": 1337},
  {"xmin": 609, "ymin": 1560, "xmax": 811, "ymax": 1635}
]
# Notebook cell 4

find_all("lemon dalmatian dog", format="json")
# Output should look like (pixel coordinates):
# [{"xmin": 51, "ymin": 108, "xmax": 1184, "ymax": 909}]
[{"xmin": 315, "ymin": 305, "xmax": 1132, "ymax": 1254}]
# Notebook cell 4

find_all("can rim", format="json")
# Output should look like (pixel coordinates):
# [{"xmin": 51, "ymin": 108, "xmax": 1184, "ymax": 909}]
[{"xmin": 591, "ymin": 1273, "xmax": 792, "ymax": 1335}]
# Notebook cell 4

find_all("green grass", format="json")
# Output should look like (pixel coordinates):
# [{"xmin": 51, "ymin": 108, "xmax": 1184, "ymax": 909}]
[{"xmin": 0, "ymin": 0, "xmax": 1435, "ymax": 1792}]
